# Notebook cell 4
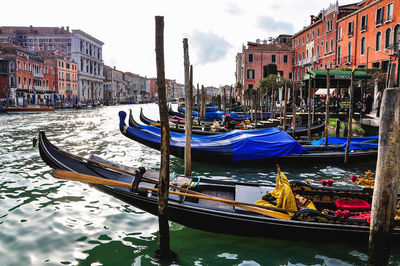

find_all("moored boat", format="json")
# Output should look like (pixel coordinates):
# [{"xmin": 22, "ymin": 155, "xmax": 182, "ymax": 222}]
[
  {"xmin": 37, "ymin": 131, "xmax": 400, "ymax": 242},
  {"xmin": 120, "ymin": 111, "xmax": 378, "ymax": 166},
  {"xmin": 5, "ymin": 105, "xmax": 54, "ymax": 113}
]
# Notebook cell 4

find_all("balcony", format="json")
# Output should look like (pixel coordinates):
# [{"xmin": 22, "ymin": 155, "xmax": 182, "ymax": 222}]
[
  {"xmin": 66, "ymin": 89, "xmax": 73, "ymax": 95},
  {"xmin": 33, "ymin": 72, "xmax": 43, "ymax": 78}
]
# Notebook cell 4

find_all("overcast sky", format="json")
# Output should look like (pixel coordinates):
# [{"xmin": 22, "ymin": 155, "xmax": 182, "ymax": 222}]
[{"xmin": 3, "ymin": 0, "xmax": 358, "ymax": 87}]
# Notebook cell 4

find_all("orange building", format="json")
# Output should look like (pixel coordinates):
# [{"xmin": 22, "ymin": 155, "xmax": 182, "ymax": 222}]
[
  {"xmin": 55, "ymin": 59, "xmax": 78, "ymax": 104},
  {"xmin": 336, "ymin": 0, "xmax": 399, "ymax": 85},
  {"xmin": 292, "ymin": 2, "xmax": 359, "ymax": 81},
  {"xmin": 0, "ymin": 43, "xmax": 55, "ymax": 105},
  {"xmin": 236, "ymin": 35, "xmax": 293, "ymax": 92}
]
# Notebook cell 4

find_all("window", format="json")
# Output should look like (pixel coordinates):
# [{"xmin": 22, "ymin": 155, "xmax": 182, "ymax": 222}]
[
  {"xmin": 17, "ymin": 61, "xmax": 21, "ymax": 70},
  {"xmin": 385, "ymin": 28, "xmax": 392, "ymax": 48},
  {"xmin": 361, "ymin": 15, "xmax": 368, "ymax": 31},
  {"xmin": 348, "ymin": 42, "xmax": 352, "ymax": 62},
  {"xmin": 361, "ymin": 37, "xmax": 366, "ymax": 55},
  {"xmin": 394, "ymin": 25, "xmax": 400, "ymax": 51},
  {"xmin": 348, "ymin": 21, "xmax": 354, "ymax": 36},
  {"xmin": 317, "ymin": 28, "xmax": 320, "ymax": 37},
  {"xmin": 248, "ymin": 54, "xmax": 253, "ymax": 62},
  {"xmin": 387, "ymin": 3, "xmax": 393, "ymax": 22},
  {"xmin": 316, "ymin": 45, "xmax": 319, "ymax": 56},
  {"xmin": 376, "ymin": 31, "xmax": 382, "ymax": 51},
  {"xmin": 247, "ymin": 69, "xmax": 254, "ymax": 79},
  {"xmin": 49, "ymin": 38, "xmax": 53, "ymax": 43},
  {"xmin": 283, "ymin": 55, "xmax": 288, "ymax": 63},
  {"xmin": 307, "ymin": 34, "xmax": 309, "ymax": 43},
  {"xmin": 338, "ymin": 27, "xmax": 342, "ymax": 40},
  {"xmin": 325, "ymin": 41, "xmax": 328, "ymax": 54},
  {"xmin": 272, "ymin": 54, "xmax": 276, "ymax": 63},
  {"xmin": 248, "ymin": 84, "xmax": 253, "ymax": 90},
  {"xmin": 376, "ymin": 7, "xmax": 384, "ymax": 25},
  {"xmin": 337, "ymin": 46, "xmax": 341, "ymax": 65},
  {"xmin": 39, "ymin": 38, "xmax": 43, "ymax": 43},
  {"xmin": 312, "ymin": 31, "xmax": 315, "ymax": 40},
  {"xmin": 49, "ymin": 45, "xmax": 54, "ymax": 50},
  {"xmin": 330, "ymin": 38, "xmax": 333, "ymax": 52},
  {"xmin": 372, "ymin": 62, "xmax": 380, "ymax": 68},
  {"xmin": 302, "ymin": 36, "xmax": 305, "ymax": 44}
]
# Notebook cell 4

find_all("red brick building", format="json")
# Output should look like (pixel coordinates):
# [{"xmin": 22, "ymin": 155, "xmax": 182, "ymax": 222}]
[
  {"xmin": 336, "ymin": 0, "xmax": 399, "ymax": 85},
  {"xmin": 0, "ymin": 43, "xmax": 56, "ymax": 105},
  {"xmin": 236, "ymin": 35, "xmax": 293, "ymax": 93},
  {"xmin": 292, "ymin": 2, "xmax": 359, "ymax": 81}
]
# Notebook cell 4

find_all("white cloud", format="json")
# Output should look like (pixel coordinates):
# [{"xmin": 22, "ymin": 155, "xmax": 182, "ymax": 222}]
[
  {"xmin": 190, "ymin": 30, "xmax": 232, "ymax": 65},
  {"xmin": 225, "ymin": 3, "xmax": 244, "ymax": 15},
  {"xmin": 257, "ymin": 15, "xmax": 295, "ymax": 34}
]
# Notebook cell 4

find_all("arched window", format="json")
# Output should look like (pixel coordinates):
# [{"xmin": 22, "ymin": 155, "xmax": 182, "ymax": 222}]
[
  {"xmin": 385, "ymin": 28, "xmax": 392, "ymax": 49},
  {"xmin": 376, "ymin": 32, "xmax": 382, "ymax": 51},
  {"xmin": 325, "ymin": 41, "xmax": 328, "ymax": 54},
  {"xmin": 337, "ymin": 46, "xmax": 342, "ymax": 65},
  {"xmin": 394, "ymin": 24, "xmax": 400, "ymax": 50},
  {"xmin": 330, "ymin": 38, "xmax": 333, "ymax": 52},
  {"xmin": 9, "ymin": 76, "xmax": 15, "ymax": 87},
  {"xmin": 361, "ymin": 37, "xmax": 366, "ymax": 55}
]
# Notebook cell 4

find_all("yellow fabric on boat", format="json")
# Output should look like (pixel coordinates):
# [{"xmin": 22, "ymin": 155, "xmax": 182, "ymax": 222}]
[{"xmin": 255, "ymin": 170, "xmax": 298, "ymax": 216}]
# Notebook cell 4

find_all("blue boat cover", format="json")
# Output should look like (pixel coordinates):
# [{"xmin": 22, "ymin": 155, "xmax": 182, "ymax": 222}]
[
  {"xmin": 119, "ymin": 111, "xmax": 308, "ymax": 161},
  {"xmin": 311, "ymin": 136, "xmax": 378, "ymax": 150},
  {"xmin": 179, "ymin": 108, "xmax": 249, "ymax": 120}
]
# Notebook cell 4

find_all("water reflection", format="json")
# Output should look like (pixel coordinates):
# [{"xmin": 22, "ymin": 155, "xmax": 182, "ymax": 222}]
[{"xmin": 0, "ymin": 103, "xmax": 393, "ymax": 265}]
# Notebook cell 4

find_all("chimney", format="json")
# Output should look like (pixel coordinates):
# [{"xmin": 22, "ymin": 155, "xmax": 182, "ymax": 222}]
[
  {"xmin": 30, "ymin": 25, "xmax": 33, "ymax": 33},
  {"xmin": 61, "ymin": 26, "xmax": 65, "ymax": 32},
  {"xmin": 310, "ymin": 15, "xmax": 315, "ymax": 24},
  {"xmin": 113, "ymin": 66, "xmax": 116, "ymax": 70},
  {"xmin": 66, "ymin": 26, "xmax": 69, "ymax": 32},
  {"xmin": 256, "ymin": 39, "xmax": 260, "ymax": 44}
]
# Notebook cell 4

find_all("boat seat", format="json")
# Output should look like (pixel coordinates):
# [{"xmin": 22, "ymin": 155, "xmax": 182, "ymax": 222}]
[
  {"xmin": 335, "ymin": 200, "xmax": 371, "ymax": 211},
  {"xmin": 235, "ymin": 185, "xmax": 274, "ymax": 212}
]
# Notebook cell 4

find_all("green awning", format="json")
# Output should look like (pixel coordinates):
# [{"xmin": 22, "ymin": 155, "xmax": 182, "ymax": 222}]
[
  {"xmin": 303, "ymin": 70, "xmax": 371, "ymax": 81},
  {"xmin": 302, "ymin": 70, "xmax": 371, "ymax": 88}
]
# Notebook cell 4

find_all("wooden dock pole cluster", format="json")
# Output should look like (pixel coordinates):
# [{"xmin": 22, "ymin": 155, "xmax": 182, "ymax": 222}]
[
  {"xmin": 368, "ymin": 88, "xmax": 400, "ymax": 266},
  {"xmin": 344, "ymin": 70, "xmax": 355, "ymax": 167},
  {"xmin": 154, "ymin": 16, "xmax": 177, "ymax": 263}
]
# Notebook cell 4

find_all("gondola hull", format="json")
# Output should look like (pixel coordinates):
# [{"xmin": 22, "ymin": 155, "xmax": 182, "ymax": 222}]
[
  {"xmin": 123, "ymin": 111, "xmax": 377, "ymax": 166},
  {"xmin": 37, "ymin": 131, "xmax": 400, "ymax": 242}
]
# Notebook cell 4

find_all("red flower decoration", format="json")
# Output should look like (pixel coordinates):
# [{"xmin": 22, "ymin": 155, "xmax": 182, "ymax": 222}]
[
  {"xmin": 335, "ymin": 210, "xmax": 343, "ymax": 218},
  {"xmin": 327, "ymin": 179, "xmax": 333, "ymax": 186},
  {"xmin": 321, "ymin": 180, "xmax": 328, "ymax": 186},
  {"xmin": 351, "ymin": 175, "xmax": 358, "ymax": 182},
  {"xmin": 342, "ymin": 210, "xmax": 350, "ymax": 219}
]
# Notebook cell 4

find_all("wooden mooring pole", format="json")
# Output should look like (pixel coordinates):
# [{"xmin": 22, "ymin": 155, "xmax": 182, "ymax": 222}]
[
  {"xmin": 325, "ymin": 69, "xmax": 330, "ymax": 146},
  {"xmin": 307, "ymin": 78, "xmax": 312, "ymax": 141},
  {"xmin": 292, "ymin": 81, "xmax": 297, "ymax": 138},
  {"xmin": 154, "ymin": 16, "xmax": 177, "ymax": 262},
  {"xmin": 196, "ymin": 83, "xmax": 200, "ymax": 125},
  {"xmin": 283, "ymin": 81, "xmax": 288, "ymax": 131},
  {"xmin": 201, "ymin": 85, "xmax": 206, "ymax": 119},
  {"xmin": 368, "ymin": 88, "xmax": 400, "ymax": 266},
  {"xmin": 344, "ymin": 70, "xmax": 355, "ymax": 167},
  {"xmin": 183, "ymin": 38, "xmax": 192, "ymax": 177}
]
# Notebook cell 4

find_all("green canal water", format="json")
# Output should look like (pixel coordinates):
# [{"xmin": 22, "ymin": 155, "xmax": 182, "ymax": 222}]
[{"xmin": 1, "ymin": 103, "xmax": 400, "ymax": 265}]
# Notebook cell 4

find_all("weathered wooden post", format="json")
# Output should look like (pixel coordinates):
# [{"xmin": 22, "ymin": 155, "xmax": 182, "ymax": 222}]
[
  {"xmin": 183, "ymin": 38, "xmax": 192, "ymax": 177},
  {"xmin": 229, "ymin": 85, "xmax": 233, "ymax": 111},
  {"xmin": 368, "ymin": 88, "xmax": 400, "ymax": 266},
  {"xmin": 223, "ymin": 86, "xmax": 227, "ymax": 114},
  {"xmin": 344, "ymin": 70, "xmax": 355, "ymax": 167},
  {"xmin": 217, "ymin": 94, "xmax": 221, "ymax": 111},
  {"xmin": 292, "ymin": 81, "xmax": 297, "ymax": 137},
  {"xmin": 325, "ymin": 69, "xmax": 330, "ymax": 146},
  {"xmin": 154, "ymin": 15, "xmax": 176, "ymax": 262},
  {"xmin": 283, "ymin": 81, "xmax": 288, "ymax": 131},
  {"xmin": 336, "ymin": 119, "xmax": 341, "ymax": 137},
  {"xmin": 271, "ymin": 85, "xmax": 276, "ymax": 119},
  {"xmin": 201, "ymin": 85, "xmax": 206, "ymax": 119},
  {"xmin": 196, "ymin": 83, "xmax": 200, "ymax": 124},
  {"xmin": 307, "ymin": 78, "xmax": 312, "ymax": 141},
  {"xmin": 254, "ymin": 89, "xmax": 258, "ymax": 127}
]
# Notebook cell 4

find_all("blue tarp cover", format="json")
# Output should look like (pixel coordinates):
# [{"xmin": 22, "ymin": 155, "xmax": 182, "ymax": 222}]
[
  {"xmin": 311, "ymin": 136, "xmax": 378, "ymax": 150},
  {"xmin": 179, "ymin": 108, "xmax": 249, "ymax": 120},
  {"xmin": 120, "ymin": 111, "xmax": 308, "ymax": 161}
]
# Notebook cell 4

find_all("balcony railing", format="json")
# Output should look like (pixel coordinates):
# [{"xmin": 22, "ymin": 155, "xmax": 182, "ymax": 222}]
[{"xmin": 33, "ymin": 72, "xmax": 43, "ymax": 78}]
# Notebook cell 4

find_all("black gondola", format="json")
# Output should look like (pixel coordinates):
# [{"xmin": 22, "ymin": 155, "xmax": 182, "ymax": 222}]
[
  {"xmin": 38, "ymin": 131, "xmax": 400, "ymax": 242},
  {"xmin": 122, "ymin": 111, "xmax": 377, "ymax": 166},
  {"xmin": 140, "ymin": 108, "xmax": 326, "ymax": 137}
]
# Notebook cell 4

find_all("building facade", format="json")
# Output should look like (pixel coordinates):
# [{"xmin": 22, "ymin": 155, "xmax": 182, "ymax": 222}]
[
  {"xmin": 71, "ymin": 30, "xmax": 104, "ymax": 103},
  {"xmin": 336, "ymin": 0, "xmax": 399, "ymax": 85},
  {"xmin": 235, "ymin": 36, "xmax": 293, "ymax": 93},
  {"xmin": 103, "ymin": 65, "xmax": 126, "ymax": 104},
  {"xmin": 0, "ymin": 44, "xmax": 56, "ymax": 105},
  {"xmin": 0, "ymin": 26, "xmax": 72, "ymax": 54}
]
